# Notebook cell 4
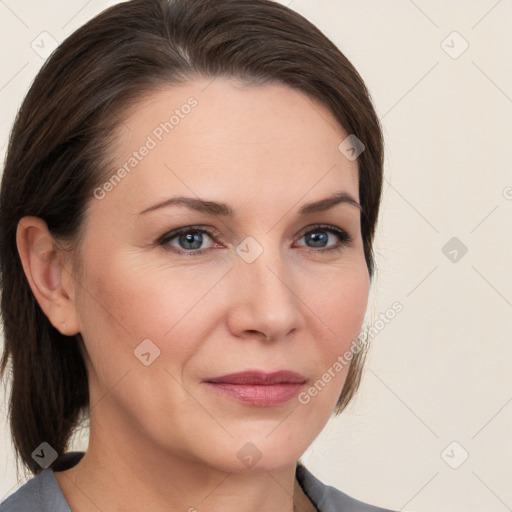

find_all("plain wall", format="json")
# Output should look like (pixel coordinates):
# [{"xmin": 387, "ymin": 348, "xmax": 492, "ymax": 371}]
[{"xmin": 1, "ymin": 1, "xmax": 511, "ymax": 511}]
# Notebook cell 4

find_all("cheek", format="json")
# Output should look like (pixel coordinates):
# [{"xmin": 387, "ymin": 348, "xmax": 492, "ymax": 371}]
[
  {"xmin": 308, "ymin": 259, "xmax": 369, "ymax": 350},
  {"xmin": 300, "ymin": 260, "xmax": 369, "ymax": 405},
  {"xmin": 327, "ymin": 270, "xmax": 368, "ymax": 339},
  {"xmin": 74, "ymin": 255, "xmax": 224, "ymax": 382}
]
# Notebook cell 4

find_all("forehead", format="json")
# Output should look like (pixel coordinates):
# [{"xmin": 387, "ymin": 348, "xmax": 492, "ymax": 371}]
[{"xmin": 94, "ymin": 77, "xmax": 359, "ymax": 219}]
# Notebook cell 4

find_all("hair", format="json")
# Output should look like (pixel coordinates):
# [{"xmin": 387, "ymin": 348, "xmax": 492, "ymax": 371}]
[{"xmin": 0, "ymin": 0, "xmax": 383, "ymax": 475}]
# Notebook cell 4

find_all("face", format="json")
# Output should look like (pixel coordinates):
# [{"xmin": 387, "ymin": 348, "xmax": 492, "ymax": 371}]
[{"xmin": 72, "ymin": 77, "xmax": 369, "ymax": 473}]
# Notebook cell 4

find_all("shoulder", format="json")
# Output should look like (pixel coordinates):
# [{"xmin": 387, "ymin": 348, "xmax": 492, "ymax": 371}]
[
  {"xmin": 296, "ymin": 463, "xmax": 397, "ymax": 512},
  {"xmin": 0, "ymin": 470, "xmax": 55, "ymax": 512},
  {"xmin": 0, "ymin": 452, "xmax": 83, "ymax": 512}
]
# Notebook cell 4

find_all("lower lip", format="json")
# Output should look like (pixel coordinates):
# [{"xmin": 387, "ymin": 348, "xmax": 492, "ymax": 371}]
[{"xmin": 204, "ymin": 382, "xmax": 305, "ymax": 406}]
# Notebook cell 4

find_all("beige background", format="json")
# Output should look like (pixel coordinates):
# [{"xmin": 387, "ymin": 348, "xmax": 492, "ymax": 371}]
[{"xmin": 1, "ymin": 1, "xmax": 511, "ymax": 511}]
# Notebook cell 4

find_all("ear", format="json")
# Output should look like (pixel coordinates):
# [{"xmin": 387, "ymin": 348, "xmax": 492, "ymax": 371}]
[{"xmin": 16, "ymin": 216, "xmax": 81, "ymax": 336}]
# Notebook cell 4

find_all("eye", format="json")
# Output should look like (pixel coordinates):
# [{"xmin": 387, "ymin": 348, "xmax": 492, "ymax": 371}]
[
  {"xmin": 295, "ymin": 224, "xmax": 352, "ymax": 252},
  {"xmin": 158, "ymin": 226, "xmax": 219, "ymax": 255},
  {"xmin": 158, "ymin": 224, "xmax": 352, "ymax": 256}
]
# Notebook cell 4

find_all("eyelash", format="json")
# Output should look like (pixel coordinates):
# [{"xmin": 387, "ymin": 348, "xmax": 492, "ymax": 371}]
[{"xmin": 158, "ymin": 224, "xmax": 352, "ymax": 256}]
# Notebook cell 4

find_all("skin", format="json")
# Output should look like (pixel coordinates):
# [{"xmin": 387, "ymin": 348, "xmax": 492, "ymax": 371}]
[{"xmin": 17, "ymin": 77, "xmax": 369, "ymax": 512}]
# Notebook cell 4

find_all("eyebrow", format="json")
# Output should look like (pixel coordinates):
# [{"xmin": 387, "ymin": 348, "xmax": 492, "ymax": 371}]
[{"xmin": 137, "ymin": 190, "xmax": 362, "ymax": 217}]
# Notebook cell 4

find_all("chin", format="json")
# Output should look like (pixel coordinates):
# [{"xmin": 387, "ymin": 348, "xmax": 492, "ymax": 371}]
[
  {"xmin": 223, "ymin": 431, "xmax": 311, "ymax": 474},
  {"xmin": 177, "ymin": 430, "xmax": 308, "ymax": 475}
]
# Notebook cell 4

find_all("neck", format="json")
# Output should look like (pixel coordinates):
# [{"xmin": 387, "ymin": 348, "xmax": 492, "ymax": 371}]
[{"xmin": 54, "ymin": 415, "xmax": 315, "ymax": 512}]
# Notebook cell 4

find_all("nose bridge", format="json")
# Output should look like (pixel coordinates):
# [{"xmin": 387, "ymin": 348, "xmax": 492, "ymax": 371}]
[{"xmin": 228, "ymin": 236, "xmax": 300, "ymax": 340}]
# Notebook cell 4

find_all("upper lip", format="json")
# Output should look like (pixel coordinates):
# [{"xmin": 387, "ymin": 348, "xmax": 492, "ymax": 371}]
[{"xmin": 204, "ymin": 370, "xmax": 307, "ymax": 385}]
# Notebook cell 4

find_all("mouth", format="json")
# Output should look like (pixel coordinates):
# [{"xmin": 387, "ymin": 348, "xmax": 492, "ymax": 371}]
[{"xmin": 203, "ymin": 370, "xmax": 307, "ymax": 407}]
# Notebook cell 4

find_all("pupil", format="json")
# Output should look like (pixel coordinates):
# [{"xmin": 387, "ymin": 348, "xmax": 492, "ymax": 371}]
[
  {"xmin": 308, "ymin": 231, "xmax": 327, "ymax": 247},
  {"xmin": 181, "ymin": 232, "xmax": 202, "ymax": 250}
]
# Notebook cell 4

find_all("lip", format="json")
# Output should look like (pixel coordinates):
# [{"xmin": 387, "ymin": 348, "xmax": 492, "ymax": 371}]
[{"xmin": 203, "ymin": 370, "xmax": 307, "ymax": 407}]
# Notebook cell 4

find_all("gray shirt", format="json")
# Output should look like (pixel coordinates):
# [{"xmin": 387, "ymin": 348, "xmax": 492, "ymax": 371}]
[{"xmin": 0, "ymin": 452, "xmax": 396, "ymax": 511}]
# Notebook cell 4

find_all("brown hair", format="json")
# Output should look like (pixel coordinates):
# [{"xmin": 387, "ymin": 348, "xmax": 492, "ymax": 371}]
[{"xmin": 0, "ymin": 0, "xmax": 383, "ymax": 475}]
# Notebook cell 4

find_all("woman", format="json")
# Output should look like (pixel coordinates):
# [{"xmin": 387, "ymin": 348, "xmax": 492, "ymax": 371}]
[{"xmin": 0, "ymin": 0, "xmax": 393, "ymax": 510}]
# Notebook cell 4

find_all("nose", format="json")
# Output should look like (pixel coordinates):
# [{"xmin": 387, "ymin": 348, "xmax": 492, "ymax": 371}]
[{"xmin": 226, "ymin": 243, "xmax": 302, "ymax": 342}]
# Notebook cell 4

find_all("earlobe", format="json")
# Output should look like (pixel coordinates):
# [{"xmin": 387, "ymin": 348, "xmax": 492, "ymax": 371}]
[{"xmin": 16, "ymin": 216, "xmax": 81, "ymax": 336}]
